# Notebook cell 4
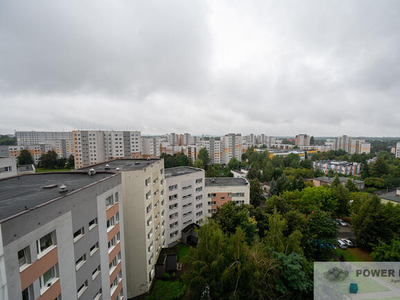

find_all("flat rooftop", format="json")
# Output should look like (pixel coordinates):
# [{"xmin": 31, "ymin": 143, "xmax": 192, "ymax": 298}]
[
  {"xmin": 0, "ymin": 172, "xmax": 117, "ymax": 222},
  {"xmin": 205, "ymin": 177, "xmax": 249, "ymax": 187},
  {"xmin": 380, "ymin": 191, "xmax": 400, "ymax": 204},
  {"xmin": 79, "ymin": 158, "xmax": 161, "ymax": 172},
  {"xmin": 165, "ymin": 166, "xmax": 203, "ymax": 178}
]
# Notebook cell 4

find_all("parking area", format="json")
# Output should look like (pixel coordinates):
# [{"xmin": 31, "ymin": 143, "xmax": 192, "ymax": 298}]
[{"xmin": 337, "ymin": 223, "xmax": 354, "ymax": 240}]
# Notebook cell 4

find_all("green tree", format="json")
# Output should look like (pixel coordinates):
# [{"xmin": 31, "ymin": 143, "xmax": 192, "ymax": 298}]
[
  {"xmin": 38, "ymin": 150, "xmax": 58, "ymax": 169},
  {"xmin": 330, "ymin": 175, "xmax": 341, "ymax": 189},
  {"xmin": 197, "ymin": 148, "xmax": 210, "ymax": 167},
  {"xmin": 308, "ymin": 210, "xmax": 338, "ymax": 258},
  {"xmin": 56, "ymin": 157, "xmax": 67, "ymax": 169},
  {"xmin": 269, "ymin": 180, "xmax": 278, "ymax": 196},
  {"xmin": 228, "ymin": 157, "xmax": 240, "ymax": 170},
  {"xmin": 0, "ymin": 135, "xmax": 16, "ymax": 145},
  {"xmin": 66, "ymin": 154, "xmax": 75, "ymax": 169},
  {"xmin": 370, "ymin": 156, "xmax": 389, "ymax": 177},
  {"xmin": 345, "ymin": 179, "xmax": 359, "ymax": 192},
  {"xmin": 193, "ymin": 159, "xmax": 203, "ymax": 169},
  {"xmin": 205, "ymin": 165, "xmax": 217, "ymax": 177},
  {"xmin": 371, "ymin": 238, "xmax": 400, "ymax": 261},
  {"xmin": 17, "ymin": 149, "xmax": 34, "ymax": 165},
  {"xmin": 250, "ymin": 179, "xmax": 263, "ymax": 207},
  {"xmin": 175, "ymin": 152, "xmax": 190, "ymax": 166}
]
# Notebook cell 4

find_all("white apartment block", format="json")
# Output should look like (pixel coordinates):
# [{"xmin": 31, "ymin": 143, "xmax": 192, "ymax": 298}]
[
  {"xmin": 142, "ymin": 137, "xmax": 161, "ymax": 158},
  {"xmin": 165, "ymin": 167, "xmax": 206, "ymax": 247},
  {"xmin": 16, "ymin": 131, "xmax": 73, "ymax": 159},
  {"xmin": 325, "ymin": 136, "xmax": 371, "ymax": 154},
  {"xmin": 396, "ymin": 142, "xmax": 400, "ymax": 159},
  {"xmin": 73, "ymin": 130, "xmax": 142, "ymax": 169},
  {"xmin": 81, "ymin": 159, "xmax": 166, "ymax": 298},
  {"xmin": 221, "ymin": 133, "xmax": 242, "ymax": 165},
  {"xmin": 201, "ymin": 139, "xmax": 222, "ymax": 164},
  {"xmin": 0, "ymin": 171, "xmax": 127, "ymax": 300},
  {"xmin": 205, "ymin": 177, "xmax": 250, "ymax": 216}
]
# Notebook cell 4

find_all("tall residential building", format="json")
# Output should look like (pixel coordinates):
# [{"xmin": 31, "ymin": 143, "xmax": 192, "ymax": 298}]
[
  {"xmin": 395, "ymin": 142, "xmax": 400, "ymax": 158},
  {"xmin": 80, "ymin": 159, "xmax": 166, "ymax": 298},
  {"xmin": 142, "ymin": 137, "xmax": 161, "ymax": 158},
  {"xmin": 72, "ymin": 130, "xmax": 142, "ymax": 168},
  {"xmin": 205, "ymin": 177, "xmax": 250, "ymax": 216},
  {"xmin": 295, "ymin": 134, "xmax": 310, "ymax": 147},
  {"xmin": 326, "ymin": 136, "xmax": 371, "ymax": 154},
  {"xmin": 8, "ymin": 145, "xmax": 42, "ymax": 165},
  {"xmin": 221, "ymin": 133, "xmax": 242, "ymax": 165},
  {"xmin": 165, "ymin": 167, "xmax": 206, "ymax": 247},
  {"xmin": 201, "ymin": 139, "xmax": 222, "ymax": 164},
  {"xmin": 16, "ymin": 131, "xmax": 74, "ymax": 159},
  {"xmin": 0, "ymin": 171, "xmax": 127, "ymax": 300}
]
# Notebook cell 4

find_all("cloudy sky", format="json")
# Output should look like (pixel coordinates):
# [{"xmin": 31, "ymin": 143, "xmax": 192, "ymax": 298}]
[{"xmin": 1, "ymin": 0, "xmax": 400, "ymax": 137}]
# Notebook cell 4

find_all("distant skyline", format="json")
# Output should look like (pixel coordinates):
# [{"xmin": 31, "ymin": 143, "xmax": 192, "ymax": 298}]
[{"xmin": 1, "ymin": 1, "xmax": 400, "ymax": 136}]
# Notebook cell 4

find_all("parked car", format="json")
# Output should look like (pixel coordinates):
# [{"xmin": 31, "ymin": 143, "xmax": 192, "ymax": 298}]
[
  {"xmin": 337, "ymin": 239, "xmax": 348, "ymax": 250},
  {"xmin": 342, "ymin": 239, "xmax": 354, "ymax": 248},
  {"xmin": 338, "ymin": 220, "xmax": 348, "ymax": 226}
]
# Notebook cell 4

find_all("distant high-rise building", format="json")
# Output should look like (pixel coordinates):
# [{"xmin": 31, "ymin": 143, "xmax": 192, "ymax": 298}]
[
  {"xmin": 296, "ymin": 134, "xmax": 310, "ymax": 147},
  {"xmin": 142, "ymin": 137, "xmax": 161, "ymax": 158},
  {"xmin": 221, "ymin": 133, "xmax": 242, "ymax": 164},
  {"xmin": 73, "ymin": 130, "xmax": 142, "ymax": 168}
]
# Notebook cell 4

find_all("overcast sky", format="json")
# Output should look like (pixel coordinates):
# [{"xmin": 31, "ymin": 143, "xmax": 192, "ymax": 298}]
[{"xmin": 1, "ymin": 0, "xmax": 400, "ymax": 137}]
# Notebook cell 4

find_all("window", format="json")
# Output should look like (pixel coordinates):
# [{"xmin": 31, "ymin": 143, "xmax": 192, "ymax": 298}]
[
  {"xmin": 160, "ymin": 169, "xmax": 164, "ymax": 175},
  {"xmin": 196, "ymin": 178, "xmax": 203, "ymax": 184},
  {"xmin": 147, "ymin": 229, "xmax": 153, "ymax": 240},
  {"xmin": 183, "ymin": 219, "xmax": 193, "ymax": 226},
  {"xmin": 169, "ymin": 184, "xmax": 177, "ymax": 191},
  {"xmin": 76, "ymin": 254, "xmax": 87, "ymax": 270},
  {"xmin": 39, "ymin": 265, "xmax": 58, "ymax": 292},
  {"xmin": 77, "ymin": 280, "xmax": 88, "ymax": 298},
  {"xmin": 170, "ymin": 221, "xmax": 178, "ymax": 229},
  {"xmin": 208, "ymin": 201, "xmax": 216, "ymax": 205},
  {"xmin": 169, "ymin": 230, "xmax": 179, "ymax": 238},
  {"xmin": 90, "ymin": 242, "xmax": 99, "ymax": 256},
  {"xmin": 145, "ymin": 177, "xmax": 150, "ymax": 186},
  {"xmin": 183, "ymin": 212, "xmax": 192, "ymax": 217},
  {"xmin": 169, "ymin": 212, "xmax": 178, "ymax": 219},
  {"xmin": 18, "ymin": 246, "xmax": 31, "ymax": 269},
  {"xmin": 169, "ymin": 194, "xmax": 178, "ymax": 201},
  {"xmin": 183, "ymin": 203, "xmax": 192, "ymax": 209},
  {"xmin": 107, "ymin": 217, "xmax": 115, "ymax": 230},
  {"xmin": 146, "ymin": 203, "xmax": 152, "ymax": 214},
  {"xmin": 109, "ymin": 257, "xmax": 117, "ymax": 273},
  {"xmin": 148, "ymin": 241, "xmax": 153, "ymax": 253},
  {"xmin": 196, "ymin": 187, "xmax": 203, "ymax": 192},
  {"xmin": 169, "ymin": 203, "xmax": 178, "ymax": 210},
  {"xmin": 94, "ymin": 288, "xmax": 102, "ymax": 300},
  {"xmin": 196, "ymin": 211, "xmax": 203, "ymax": 217},
  {"xmin": 196, "ymin": 195, "xmax": 203, "ymax": 200},
  {"xmin": 92, "ymin": 265, "xmax": 101, "ymax": 280},
  {"xmin": 182, "ymin": 194, "xmax": 192, "ymax": 200},
  {"xmin": 116, "ymin": 212, "xmax": 120, "ymax": 222},
  {"xmin": 196, "ymin": 203, "xmax": 203, "ymax": 209},
  {"xmin": 89, "ymin": 218, "xmax": 98, "ymax": 230},
  {"xmin": 208, "ymin": 193, "xmax": 216, "ymax": 198},
  {"xmin": 146, "ymin": 191, "xmax": 151, "ymax": 200},
  {"xmin": 37, "ymin": 231, "xmax": 56, "ymax": 255},
  {"xmin": 22, "ymin": 285, "xmax": 33, "ymax": 300},
  {"xmin": 117, "ymin": 232, "xmax": 121, "ymax": 241},
  {"xmin": 73, "ymin": 228, "xmax": 85, "ymax": 243},
  {"xmin": 147, "ymin": 216, "xmax": 152, "ymax": 227},
  {"xmin": 182, "ymin": 185, "xmax": 192, "ymax": 190},
  {"xmin": 115, "ymin": 192, "xmax": 119, "ymax": 202},
  {"xmin": 106, "ymin": 195, "xmax": 114, "ymax": 207},
  {"xmin": 108, "ymin": 237, "xmax": 116, "ymax": 251},
  {"xmin": 110, "ymin": 276, "xmax": 118, "ymax": 293}
]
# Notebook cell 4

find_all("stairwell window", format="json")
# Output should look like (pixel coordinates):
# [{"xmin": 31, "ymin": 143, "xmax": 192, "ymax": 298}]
[
  {"xmin": 18, "ymin": 246, "xmax": 31, "ymax": 270},
  {"xmin": 73, "ymin": 228, "xmax": 85, "ymax": 243}
]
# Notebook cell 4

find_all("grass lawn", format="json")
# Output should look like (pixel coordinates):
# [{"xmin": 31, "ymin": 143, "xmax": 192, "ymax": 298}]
[
  {"xmin": 36, "ymin": 168, "xmax": 72, "ymax": 173},
  {"xmin": 144, "ymin": 280, "xmax": 186, "ymax": 300},
  {"xmin": 331, "ymin": 248, "xmax": 373, "ymax": 262},
  {"xmin": 177, "ymin": 244, "xmax": 190, "ymax": 262}
]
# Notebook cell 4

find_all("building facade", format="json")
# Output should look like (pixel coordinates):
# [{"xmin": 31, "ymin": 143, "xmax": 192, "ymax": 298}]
[
  {"xmin": 0, "ymin": 172, "xmax": 127, "ymax": 300},
  {"xmin": 80, "ymin": 159, "xmax": 166, "ymax": 298},
  {"xmin": 205, "ymin": 177, "xmax": 250, "ymax": 216},
  {"xmin": 0, "ymin": 157, "xmax": 17, "ymax": 179},
  {"xmin": 221, "ymin": 134, "xmax": 242, "ymax": 165},
  {"xmin": 165, "ymin": 167, "xmax": 206, "ymax": 247},
  {"xmin": 313, "ymin": 160, "xmax": 361, "ymax": 175},
  {"xmin": 72, "ymin": 131, "xmax": 142, "ymax": 168}
]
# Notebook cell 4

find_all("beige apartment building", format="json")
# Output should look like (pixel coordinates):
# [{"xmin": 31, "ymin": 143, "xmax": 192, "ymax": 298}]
[
  {"xmin": 221, "ymin": 133, "xmax": 242, "ymax": 165},
  {"xmin": 80, "ymin": 159, "xmax": 166, "ymax": 298}
]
